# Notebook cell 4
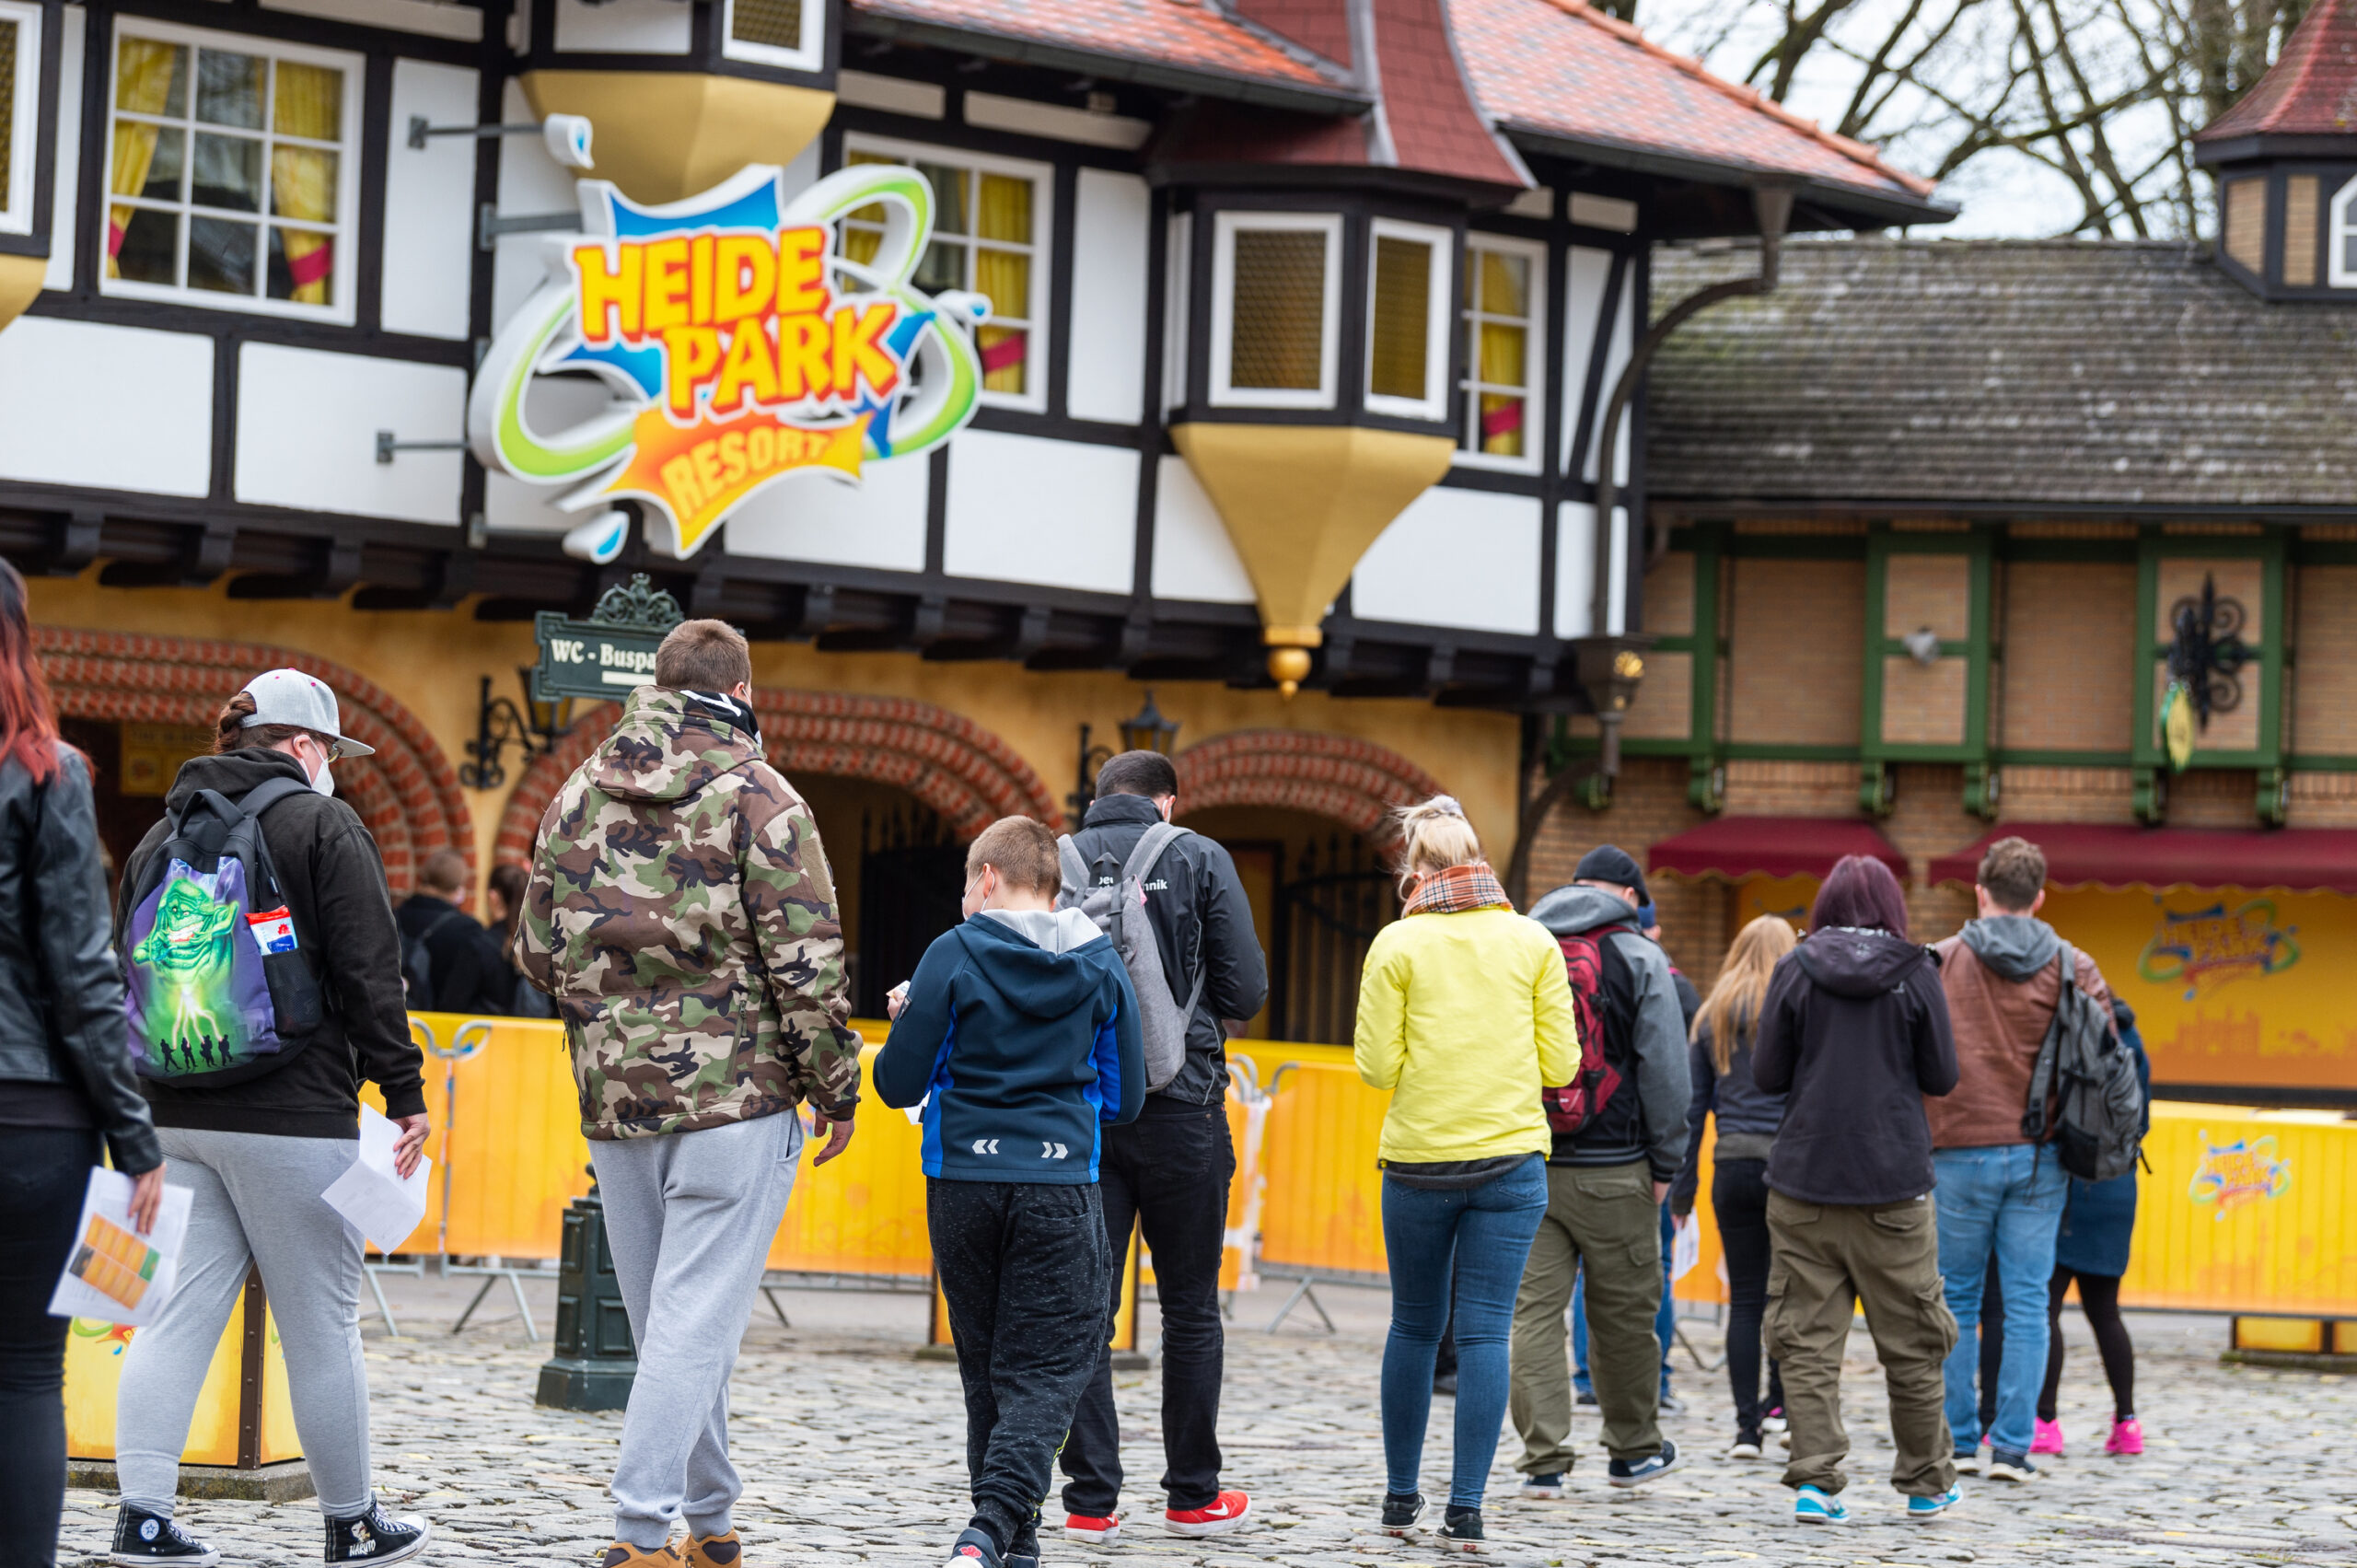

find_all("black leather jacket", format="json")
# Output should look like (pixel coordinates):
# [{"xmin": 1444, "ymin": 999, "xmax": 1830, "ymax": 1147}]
[{"xmin": 0, "ymin": 746, "xmax": 161, "ymax": 1173}]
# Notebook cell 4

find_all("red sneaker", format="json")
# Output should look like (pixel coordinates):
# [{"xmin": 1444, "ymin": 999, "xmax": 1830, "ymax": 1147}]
[
  {"xmin": 1164, "ymin": 1491, "xmax": 1251, "ymax": 1538},
  {"xmin": 1062, "ymin": 1514, "xmax": 1120, "ymax": 1544}
]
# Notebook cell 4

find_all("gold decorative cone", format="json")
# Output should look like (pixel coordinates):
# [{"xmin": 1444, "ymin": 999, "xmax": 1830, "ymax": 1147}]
[
  {"xmin": 1172, "ymin": 424, "xmax": 1455, "ymax": 695},
  {"xmin": 0, "ymin": 254, "xmax": 44, "ymax": 337},
  {"xmin": 518, "ymin": 73, "xmax": 835, "ymax": 203}
]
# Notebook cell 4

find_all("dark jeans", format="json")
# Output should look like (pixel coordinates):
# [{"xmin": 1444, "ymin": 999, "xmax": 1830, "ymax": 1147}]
[
  {"xmin": 930, "ymin": 1179, "xmax": 1112, "ymax": 1557},
  {"xmin": 1061, "ymin": 1106, "xmax": 1234, "ymax": 1516},
  {"xmin": 1712, "ymin": 1158, "xmax": 1785, "ymax": 1436},
  {"xmin": 1380, "ymin": 1156, "xmax": 1549, "ymax": 1508},
  {"xmin": 2040, "ymin": 1267, "xmax": 2134, "ymax": 1423},
  {"xmin": 0, "ymin": 1128, "xmax": 100, "ymax": 1568}
]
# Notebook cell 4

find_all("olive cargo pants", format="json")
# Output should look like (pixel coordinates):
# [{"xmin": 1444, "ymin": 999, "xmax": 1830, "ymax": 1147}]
[
  {"xmin": 1763, "ymin": 1190, "xmax": 1959, "ymax": 1498},
  {"xmin": 1510, "ymin": 1159, "xmax": 1665, "ymax": 1469}
]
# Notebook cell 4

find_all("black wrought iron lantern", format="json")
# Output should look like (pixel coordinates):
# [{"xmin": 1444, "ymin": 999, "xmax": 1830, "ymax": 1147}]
[
  {"xmin": 1117, "ymin": 690, "xmax": 1181, "ymax": 756},
  {"xmin": 2159, "ymin": 573, "xmax": 2247, "ymax": 772}
]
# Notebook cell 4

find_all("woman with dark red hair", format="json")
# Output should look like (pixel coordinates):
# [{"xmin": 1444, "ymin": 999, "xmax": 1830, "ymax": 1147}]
[
  {"xmin": 1750, "ymin": 854, "xmax": 1964, "ymax": 1527},
  {"xmin": 0, "ymin": 561, "xmax": 164, "ymax": 1568}
]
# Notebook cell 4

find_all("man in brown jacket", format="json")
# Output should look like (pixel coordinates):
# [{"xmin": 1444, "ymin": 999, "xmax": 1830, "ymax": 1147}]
[{"xmin": 1929, "ymin": 836, "xmax": 2113, "ymax": 1485}]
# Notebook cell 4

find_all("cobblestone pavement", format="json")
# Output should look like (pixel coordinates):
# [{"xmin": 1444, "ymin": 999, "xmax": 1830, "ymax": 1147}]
[{"xmin": 60, "ymin": 1277, "xmax": 2357, "ymax": 1568}]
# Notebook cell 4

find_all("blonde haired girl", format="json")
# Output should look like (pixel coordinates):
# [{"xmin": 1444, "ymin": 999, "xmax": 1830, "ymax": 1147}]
[
  {"xmin": 1671, "ymin": 914, "xmax": 1798, "ymax": 1458},
  {"xmin": 1354, "ymin": 796, "xmax": 1576, "ymax": 1550}
]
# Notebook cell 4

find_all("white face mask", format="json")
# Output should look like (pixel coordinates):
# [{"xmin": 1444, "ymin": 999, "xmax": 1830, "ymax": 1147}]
[{"xmin": 308, "ymin": 749, "xmax": 335, "ymax": 797}]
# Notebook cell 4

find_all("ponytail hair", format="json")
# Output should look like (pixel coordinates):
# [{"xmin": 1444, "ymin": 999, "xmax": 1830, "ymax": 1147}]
[
  {"xmin": 214, "ymin": 690, "xmax": 314, "ymax": 754},
  {"xmin": 0, "ymin": 562, "xmax": 63, "ymax": 784},
  {"xmin": 1394, "ymin": 795, "xmax": 1483, "ymax": 892}
]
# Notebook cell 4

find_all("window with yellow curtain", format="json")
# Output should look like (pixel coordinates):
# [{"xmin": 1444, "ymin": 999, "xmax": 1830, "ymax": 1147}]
[
  {"xmin": 839, "ymin": 141, "xmax": 1044, "ymax": 403},
  {"xmin": 0, "ymin": 17, "xmax": 17, "ymax": 222},
  {"xmin": 105, "ymin": 27, "xmax": 348, "ymax": 312},
  {"xmin": 1460, "ymin": 238, "xmax": 1539, "ymax": 464}
]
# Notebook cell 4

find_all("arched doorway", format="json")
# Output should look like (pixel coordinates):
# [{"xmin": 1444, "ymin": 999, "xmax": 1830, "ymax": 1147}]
[
  {"xmin": 36, "ymin": 626, "xmax": 473, "ymax": 896},
  {"xmin": 1174, "ymin": 730, "xmax": 1444, "ymax": 1045}
]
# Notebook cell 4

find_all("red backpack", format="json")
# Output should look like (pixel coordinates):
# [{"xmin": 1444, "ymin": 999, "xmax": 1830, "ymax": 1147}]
[{"xmin": 1541, "ymin": 929, "xmax": 1627, "ymax": 1134}]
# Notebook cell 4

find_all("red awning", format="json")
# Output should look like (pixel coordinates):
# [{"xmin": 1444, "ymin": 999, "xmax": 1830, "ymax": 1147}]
[
  {"xmin": 1926, "ymin": 823, "xmax": 2357, "ymax": 896},
  {"xmin": 1648, "ymin": 817, "xmax": 1909, "ymax": 881}
]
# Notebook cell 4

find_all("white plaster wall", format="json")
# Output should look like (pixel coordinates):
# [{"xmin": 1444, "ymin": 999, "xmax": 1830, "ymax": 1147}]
[
  {"xmin": 1585, "ymin": 281, "xmax": 1635, "ymax": 485},
  {"xmin": 1554, "ymin": 501, "xmax": 1630, "ymax": 638},
  {"xmin": 490, "ymin": 80, "xmax": 582, "ymax": 334},
  {"xmin": 1068, "ymin": 169, "xmax": 1149, "ymax": 425},
  {"xmin": 234, "ymin": 344, "xmax": 467, "ymax": 524},
  {"xmin": 1558, "ymin": 246, "xmax": 1610, "ymax": 473},
  {"xmin": 1149, "ymin": 454, "xmax": 1254, "ymax": 604},
  {"xmin": 553, "ymin": 0, "xmax": 689, "ymax": 52},
  {"xmin": 0, "ymin": 319, "xmax": 212, "ymax": 495},
  {"xmin": 726, "ymin": 450, "xmax": 930, "ymax": 573},
  {"xmin": 381, "ymin": 60, "xmax": 479, "ymax": 341},
  {"xmin": 944, "ymin": 430, "xmax": 1135, "ymax": 595},
  {"xmin": 263, "ymin": 0, "xmax": 482, "ymax": 39},
  {"xmin": 1353, "ymin": 487, "xmax": 1542, "ymax": 635},
  {"xmin": 41, "ymin": 6, "xmax": 81, "ymax": 293}
]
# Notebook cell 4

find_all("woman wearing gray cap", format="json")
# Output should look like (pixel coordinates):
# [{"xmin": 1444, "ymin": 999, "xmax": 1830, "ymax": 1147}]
[{"xmin": 108, "ymin": 669, "xmax": 432, "ymax": 1567}]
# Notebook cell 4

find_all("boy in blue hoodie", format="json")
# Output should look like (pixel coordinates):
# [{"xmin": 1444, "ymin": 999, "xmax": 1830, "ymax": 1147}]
[{"xmin": 877, "ymin": 816, "xmax": 1145, "ymax": 1568}]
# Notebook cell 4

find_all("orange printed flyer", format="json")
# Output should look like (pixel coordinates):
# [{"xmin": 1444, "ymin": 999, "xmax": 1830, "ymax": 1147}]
[{"xmin": 48, "ymin": 1166, "xmax": 192, "ymax": 1328}]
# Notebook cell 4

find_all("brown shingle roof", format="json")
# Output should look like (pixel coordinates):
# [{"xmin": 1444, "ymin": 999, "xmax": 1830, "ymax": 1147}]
[
  {"xmin": 2198, "ymin": 0, "xmax": 2357, "ymax": 143},
  {"xmin": 1646, "ymin": 238, "xmax": 2357, "ymax": 510}
]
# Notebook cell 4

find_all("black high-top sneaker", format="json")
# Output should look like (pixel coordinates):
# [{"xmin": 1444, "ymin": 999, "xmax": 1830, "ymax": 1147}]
[
  {"xmin": 111, "ymin": 1504, "xmax": 219, "ymax": 1566},
  {"xmin": 323, "ymin": 1502, "xmax": 431, "ymax": 1564},
  {"xmin": 1437, "ymin": 1505, "xmax": 1486, "ymax": 1554}
]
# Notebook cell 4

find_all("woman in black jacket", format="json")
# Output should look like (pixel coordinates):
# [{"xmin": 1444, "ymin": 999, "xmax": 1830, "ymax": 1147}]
[
  {"xmin": 1751, "ymin": 854, "xmax": 1961, "ymax": 1527},
  {"xmin": 0, "ymin": 563, "xmax": 164, "ymax": 1568}
]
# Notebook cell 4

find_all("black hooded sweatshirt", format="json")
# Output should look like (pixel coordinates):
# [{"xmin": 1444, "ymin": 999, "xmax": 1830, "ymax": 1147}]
[
  {"xmin": 115, "ymin": 749, "xmax": 426, "ymax": 1138},
  {"xmin": 1750, "ymin": 926, "xmax": 1958, "ymax": 1206}
]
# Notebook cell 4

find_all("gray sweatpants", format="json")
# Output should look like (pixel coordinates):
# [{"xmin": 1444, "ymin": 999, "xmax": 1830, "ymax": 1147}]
[
  {"xmin": 116, "ymin": 1128, "xmax": 375, "ymax": 1517},
  {"xmin": 591, "ymin": 1109, "xmax": 805, "ymax": 1550}
]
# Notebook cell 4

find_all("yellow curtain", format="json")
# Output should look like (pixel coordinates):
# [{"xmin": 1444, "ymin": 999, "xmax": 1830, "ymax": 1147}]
[
  {"xmin": 108, "ymin": 39, "xmax": 180, "ymax": 279},
  {"xmin": 1478, "ymin": 320, "xmax": 1527, "ymax": 455},
  {"xmin": 974, "ymin": 174, "xmax": 1030, "ymax": 394},
  {"xmin": 269, "ymin": 62, "xmax": 339, "ymax": 304},
  {"xmin": 842, "ymin": 148, "xmax": 888, "ymax": 264}
]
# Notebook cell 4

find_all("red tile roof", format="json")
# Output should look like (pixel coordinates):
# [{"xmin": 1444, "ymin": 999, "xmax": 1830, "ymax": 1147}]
[
  {"xmin": 848, "ymin": 0, "xmax": 1342, "ymax": 94},
  {"xmin": 1449, "ymin": 0, "xmax": 1934, "ymax": 199},
  {"xmin": 2197, "ymin": 0, "xmax": 2357, "ymax": 140}
]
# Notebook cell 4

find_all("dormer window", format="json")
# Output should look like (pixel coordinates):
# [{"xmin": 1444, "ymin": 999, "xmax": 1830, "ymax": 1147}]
[
  {"xmin": 1210, "ymin": 211, "xmax": 1341, "ymax": 410},
  {"xmin": 724, "ymin": 0, "xmax": 822, "ymax": 73},
  {"xmin": 2331, "ymin": 177, "xmax": 2357, "ymax": 287},
  {"xmin": 1364, "ymin": 218, "xmax": 1452, "ymax": 422},
  {"xmin": 2223, "ymin": 177, "xmax": 2264, "ymax": 275}
]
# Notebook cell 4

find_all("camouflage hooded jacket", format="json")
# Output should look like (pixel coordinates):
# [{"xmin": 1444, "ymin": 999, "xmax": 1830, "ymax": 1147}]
[{"xmin": 517, "ymin": 686, "xmax": 862, "ymax": 1140}]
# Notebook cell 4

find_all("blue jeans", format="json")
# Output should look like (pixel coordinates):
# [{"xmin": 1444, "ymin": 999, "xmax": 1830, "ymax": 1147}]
[
  {"xmin": 1571, "ymin": 1202, "xmax": 1677, "ymax": 1397},
  {"xmin": 1382, "ymin": 1156, "xmax": 1550, "ymax": 1509},
  {"xmin": 1934, "ymin": 1145, "xmax": 2066, "ymax": 1458}
]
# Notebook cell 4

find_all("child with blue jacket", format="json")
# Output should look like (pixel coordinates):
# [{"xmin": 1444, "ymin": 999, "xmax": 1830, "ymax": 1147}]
[{"xmin": 877, "ymin": 816, "xmax": 1145, "ymax": 1568}]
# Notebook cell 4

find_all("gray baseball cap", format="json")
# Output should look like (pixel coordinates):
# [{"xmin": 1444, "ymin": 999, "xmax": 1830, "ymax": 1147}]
[{"xmin": 238, "ymin": 668, "xmax": 376, "ymax": 757}]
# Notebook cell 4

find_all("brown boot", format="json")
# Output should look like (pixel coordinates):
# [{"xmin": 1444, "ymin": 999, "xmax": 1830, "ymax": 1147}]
[
  {"xmin": 685, "ymin": 1531, "xmax": 743, "ymax": 1568},
  {"xmin": 599, "ymin": 1545, "xmax": 682, "ymax": 1568}
]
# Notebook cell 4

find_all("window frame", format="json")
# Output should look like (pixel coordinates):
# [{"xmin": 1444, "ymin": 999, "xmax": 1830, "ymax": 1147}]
[
  {"xmin": 721, "ymin": 0, "xmax": 824, "ymax": 74},
  {"xmin": 99, "ymin": 17, "xmax": 364, "ymax": 323},
  {"xmin": 1454, "ymin": 230, "xmax": 1548, "ymax": 474},
  {"xmin": 1362, "ymin": 215, "xmax": 1453, "ymax": 423},
  {"xmin": 1208, "ymin": 208, "xmax": 1342, "ymax": 411},
  {"xmin": 0, "ymin": 0, "xmax": 41, "ymax": 237},
  {"xmin": 2329, "ymin": 175, "xmax": 2357, "ymax": 289},
  {"xmin": 841, "ymin": 132, "xmax": 1054, "ymax": 414}
]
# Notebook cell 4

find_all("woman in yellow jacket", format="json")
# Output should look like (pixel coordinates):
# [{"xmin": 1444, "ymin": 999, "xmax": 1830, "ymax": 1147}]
[{"xmin": 1354, "ymin": 797, "xmax": 1577, "ymax": 1551}]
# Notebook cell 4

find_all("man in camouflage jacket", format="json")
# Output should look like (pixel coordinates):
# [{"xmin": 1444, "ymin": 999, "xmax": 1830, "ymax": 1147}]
[{"xmin": 517, "ymin": 619, "xmax": 859, "ymax": 1568}]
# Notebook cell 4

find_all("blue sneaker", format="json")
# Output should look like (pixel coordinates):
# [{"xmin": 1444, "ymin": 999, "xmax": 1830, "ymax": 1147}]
[
  {"xmin": 1794, "ymin": 1486, "xmax": 1848, "ymax": 1525},
  {"xmin": 1908, "ymin": 1484, "xmax": 1963, "ymax": 1521},
  {"xmin": 944, "ymin": 1527, "xmax": 1001, "ymax": 1567}
]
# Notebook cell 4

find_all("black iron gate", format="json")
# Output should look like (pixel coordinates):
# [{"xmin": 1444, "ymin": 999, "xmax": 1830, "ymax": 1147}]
[
  {"xmin": 1269, "ymin": 835, "xmax": 1399, "ymax": 1045},
  {"xmin": 853, "ymin": 805, "xmax": 965, "ymax": 1018}
]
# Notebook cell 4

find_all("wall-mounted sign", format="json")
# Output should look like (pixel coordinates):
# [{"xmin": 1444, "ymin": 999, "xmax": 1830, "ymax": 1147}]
[
  {"xmin": 530, "ymin": 575, "xmax": 686, "ymax": 704},
  {"xmin": 470, "ymin": 163, "xmax": 986, "ymax": 561}
]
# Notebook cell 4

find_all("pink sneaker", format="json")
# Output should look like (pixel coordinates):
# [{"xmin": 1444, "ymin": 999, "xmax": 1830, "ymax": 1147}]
[
  {"xmin": 2105, "ymin": 1418, "xmax": 2144, "ymax": 1456},
  {"xmin": 2030, "ymin": 1418, "xmax": 2065, "ymax": 1456}
]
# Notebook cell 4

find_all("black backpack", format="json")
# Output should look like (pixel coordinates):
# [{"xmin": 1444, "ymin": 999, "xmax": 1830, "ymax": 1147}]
[
  {"xmin": 2020, "ymin": 941, "xmax": 2145, "ymax": 1182},
  {"xmin": 400, "ymin": 902, "xmax": 468, "ymax": 1008},
  {"xmin": 120, "ymin": 778, "xmax": 328, "ymax": 1086}
]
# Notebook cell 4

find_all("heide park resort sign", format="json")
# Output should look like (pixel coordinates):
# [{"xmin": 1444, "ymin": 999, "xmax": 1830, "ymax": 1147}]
[{"xmin": 469, "ymin": 163, "xmax": 986, "ymax": 559}]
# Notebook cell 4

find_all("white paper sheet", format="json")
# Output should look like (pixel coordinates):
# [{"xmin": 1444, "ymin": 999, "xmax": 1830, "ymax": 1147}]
[
  {"xmin": 1671, "ymin": 1213, "xmax": 1702, "ymax": 1283},
  {"xmin": 48, "ymin": 1166, "xmax": 194, "ymax": 1327},
  {"xmin": 320, "ymin": 1105, "xmax": 431, "ymax": 1254}
]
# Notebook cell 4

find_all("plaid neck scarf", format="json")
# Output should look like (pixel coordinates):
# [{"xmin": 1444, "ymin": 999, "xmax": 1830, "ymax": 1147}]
[{"xmin": 1404, "ymin": 861, "xmax": 1515, "ymax": 916}]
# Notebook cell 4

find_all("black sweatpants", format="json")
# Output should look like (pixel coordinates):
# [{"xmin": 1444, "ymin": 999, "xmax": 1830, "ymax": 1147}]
[
  {"xmin": 930, "ymin": 1179, "xmax": 1112, "ymax": 1556},
  {"xmin": 0, "ymin": 1127, "xmax": 100, "ymax": 1568},
  {"xmin": 2039, "ymin": 1267, "xmax": 2134, "ymax": 1423},
  {"xmin": 1711, "ymin": 1158, "xmax": 1785, "ymax": 1436},
  {"xmin": 1061, "ymin": 1104, "xmax": 1234, "ymax": 1516}
]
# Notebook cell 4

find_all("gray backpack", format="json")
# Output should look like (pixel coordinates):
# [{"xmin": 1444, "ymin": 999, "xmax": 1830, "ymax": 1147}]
[
  {"xmin": 2020, "ymin": 941, "xmax": 2146, "ymax": 1183},
  {"xmin": 1056, "ymin": 822, "xmax": 1201, "ymax": 1094}
]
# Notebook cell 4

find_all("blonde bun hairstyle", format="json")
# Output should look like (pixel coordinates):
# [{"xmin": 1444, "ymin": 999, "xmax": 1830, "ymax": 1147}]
[{"xmin": 1394, "ymin": 795, "xmax": 1483, "ymax": 893}]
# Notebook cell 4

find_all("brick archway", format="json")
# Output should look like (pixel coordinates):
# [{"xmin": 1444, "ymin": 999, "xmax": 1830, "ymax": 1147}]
[
  {"xmin": 1174, "ymin": 729, "xmax": 1446, "ymax": 840},
  {"xmin": 36, "ymin": 627, "xmax": 474, "ymax": 896},
  {"xmin": 495, "ymin": 687, "xmax": 1062, "ymax": 865}
]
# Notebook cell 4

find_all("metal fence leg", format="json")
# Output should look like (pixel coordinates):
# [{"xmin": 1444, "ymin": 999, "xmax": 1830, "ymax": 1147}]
[
  {"xmin": 363, "ymin": 1266, "xmax": 401, "ymax": 1339},
  {"xmin": 1676, "ymin": 1319, "xmax": 1725, "ymax": 1374},
  {"xmin": 507, "ymin": 1270, "xmax": 540, "ymax": 1343},
  {"xmin": 762, "ymin": 1285, "xmax": 792, "ymax": 1330},
  {"xmin": 1265, "ymin": 1275, "xmax": 1337, "ymax": 1335},
  {"xmin": 450, "ymin": 1274, "xmax": 501, "ymax": 1336}
]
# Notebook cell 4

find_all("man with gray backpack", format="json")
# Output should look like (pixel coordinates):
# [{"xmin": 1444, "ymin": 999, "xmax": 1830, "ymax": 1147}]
[
  {"xmin": 1930, "ymin": 835, "xmax": 2121, "ymax": 1487},
  {"xmin": 1055, "ymin": 750, "xmax": 1267, "ymax": 1545}
]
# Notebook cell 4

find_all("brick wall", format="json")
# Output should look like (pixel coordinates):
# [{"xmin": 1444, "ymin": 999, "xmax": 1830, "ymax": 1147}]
[
  {"xmin": 1728, "ymin": 558, "xmax": 1864, "ymax": 746},
  {"xmin": 1527, "ymin": 756, "xmax": 1729, "ymax": 987},
  {"xmin": 2166, "ymin": 766, "xmax": 2261, "ymax": 827},
  {"xmin": 1884, "ymin": 763, "xmax": 1977, "ymax": 941},
  {"xmin": 1999, "ymin": 765, "xmax": 2139, "ymax": 823},
  {"xmin": 2292, "ymin": 565, "xmax": 2357, "ymax": 755},
  {"xmin": 2001, "ymin": 562, "xmax": 2137, "ymax": 751}
]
